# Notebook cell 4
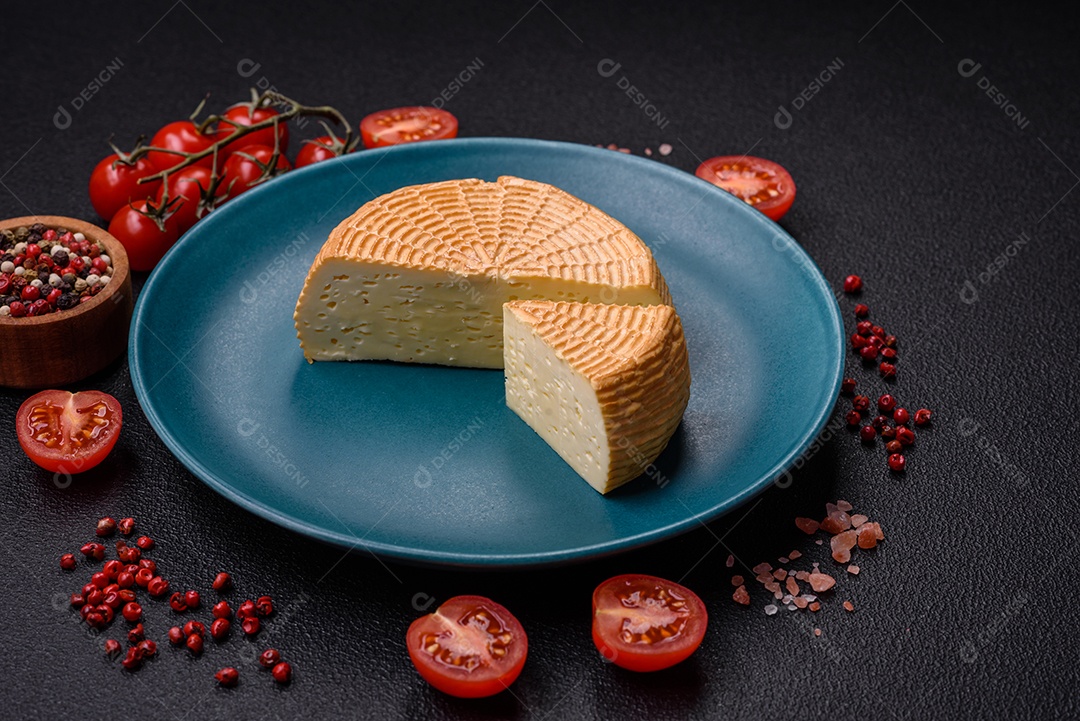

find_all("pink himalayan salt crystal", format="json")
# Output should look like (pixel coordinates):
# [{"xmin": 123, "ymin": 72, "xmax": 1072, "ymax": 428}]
[
  {"xmin": 815, "ymin": 539, "xmax": 824, "ymax": 545},
  {"xmin": 836, "ymin": 500, "xmax": 853, "ymax": 512},
  {"xmin": 843, "ymin": 601, "xmax": 855, "ymax": 612},
  {"xmin": 809, "ymin": 602, "xmax": 821, "ymax": 612},
  {"xmin": 773, "ymin": 589, "xmax": 783, "ymax": 600},
  {"xmin": 725, "ymin": 554, "xmax": 735, "ymax": 568},
  {"xmin": 659, "ymin": 143, "xmax": 673, "ymax": 156},
  {"xmin": 764, "ymin": 581, "xmax": 781, "ymax": 594},
  {"xmin": 756, "ymin": 573, "xmax": 774, "ymax": 584},
  {"xmin": 795, "ymin": 571, "xmax": 810, "ymax": 582},
  {"xmin": 644, "ymin": 147, "xmax": 653, "ymax": 156},
  {"xmin": 764, "ymin": 604, "xmax": 778, "ymax": 616},
  {"xmin": 857, "ymin": 524, "xmax": 879, "ymax": 549},
  {"xmin": 847, "ymin": 565, "xmax": 861, "ymax": 575},
  {"xmin": 808, "ymin": 572, "xmax": 836, "ymax": 593},
  {"xmin": 795, "ymin": 517, "xmax": 820, "ymax": 535},
  {"xmin": 733, "ymin": 585, "xmax": 750, "ymax": 606},
  {"xmin": 731, "ymin": 575, "xmax": 745, "ymax": 586},
  {"xmin": 752, "ymin": 562, "xmax": 773, "ymax": 576},
  {"xmin": 789, "ymin": 550, "xmax": 802, "ymax": 560},
  {"xmin": 793, "ymin": 596, "xmax": 809, "ymax": 609},
  {"xmin": 772, "ymin": 569, "xmax": 788, "ymax": 581},
  {"xmin": 785, "ymin": 577, "xmax": 800, "ymax": 597},
  {"xmin": 850, "ymin": 514, "xmax": 869, "ymax": 528},
  {"xmin": 778, "ymin": 556, "xmax": 790, "ymax": 564},
  {"xmin": 831, "ymin": 530, "xmax": 858, "ymax": 563},
  {"xmin": 820, "ymin": 510, "xmax": 852, "ymax": 535}
]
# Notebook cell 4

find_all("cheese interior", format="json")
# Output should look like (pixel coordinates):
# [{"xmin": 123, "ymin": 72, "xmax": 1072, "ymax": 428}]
[{"xmin": 503, "ymin": 300, "xmax": 691, "ymax": 494}]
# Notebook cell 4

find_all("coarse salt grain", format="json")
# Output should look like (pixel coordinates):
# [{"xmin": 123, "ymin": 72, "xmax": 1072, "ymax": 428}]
[
  {"xmin": 843, "ymin": 601, "xmax": 855, "ymax": 612},
  {"xmin": 847, "ymin": 565, "xmax": 860, "ymax": 575},
  {"xmin": 732, "ymin": 585, "xmax": 750, "ymax": 606},
  {"xmin": 731, "ymin": 575, "xmax": 744, "ymax": 586},
  {"xmin": 778, "ymin": 556, "xmax": 789, "ymax": 564},
  {"xmin": 764, "ymin": 604, "xmax": 778, "ymax": 616},
  {"xmin": 789, "ymin": 550, "xmax": 802, "ymax": 560},
  {"xmin": 725, "ymin": 554, "xmax": 735, "ymax": 568},
  {"xmin": 658, "ymin": 143, "xmax": 673, "ymax": 156},
  {"xmin": 644, "ymin": 148, "xmax": 653, "ymax": 156},
  {"xmin": 808, "ymin": 572, "xmax": 836, "ymax": 593},
  {"xmin": 795, "ymin": 517, "xmax": 820, "ymax": 535}
]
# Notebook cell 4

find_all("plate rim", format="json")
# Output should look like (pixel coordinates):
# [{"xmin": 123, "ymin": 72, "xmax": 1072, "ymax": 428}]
[{"xmin": 129, "ymin": 136, "xmax": 845, "ymax": 568}]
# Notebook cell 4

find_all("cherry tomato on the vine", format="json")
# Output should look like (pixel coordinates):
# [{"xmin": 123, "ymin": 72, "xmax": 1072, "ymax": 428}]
[
  {"xmin": 222, "ymin": 144, "xmax": 292, "ymax": 199},
  {"xmin": 694, "ymin": 155, "xmax": 796, "ymax": 221},
  {"xmin": 155, "ymin": 166, "xmax": 227, "ymax": 233},
  {"xmin": 360, "ymin": 106, "xmax": 458, "ymax": 149},
  {"xmin": 88, "ymin": 154, "xmax": 161, "ymax": 220},
  {"xmin": 214, "ymin": 104, "xmax": 289, "ymax": 157},
  {"xmin": 592, "ymin": 574, "xmax": 708, "ymax": 672},
  {"xmin": 16, "ymin": 390, "xmax": 122, "ymax": 474},
  {"xmin": 147, "ymin": 121, "xmax": 216, "ymax": 172},
  {"xmin": 295, "ymin": 136, "xmax": 345, "ymax": 168},
  {"xmin": 107, "ymin": 200, "xmax": 181, "ymax": 271},
  {"xmin": 406, "ymin": 595, "xmax": 527, "ymax": 698}
]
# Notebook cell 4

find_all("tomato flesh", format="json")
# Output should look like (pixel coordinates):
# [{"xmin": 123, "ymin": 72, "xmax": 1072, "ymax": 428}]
[
  {"xmin": 360, "ymin": 106, "xmax": 458, "ymax": 149},
  {"xmin": 695, "ymin": 155, "xmax": 796, "ymax": 221},
  {"xmin": 592, "ymin": 574, "xmax": 707, "ymax": 672},
  {"xmin": 406, "ymin": 595, "xmax": 527, "ymax": 698},
  {"xmin": 16, "ymin": 390, "xmax": 122, "ymax": 474}
]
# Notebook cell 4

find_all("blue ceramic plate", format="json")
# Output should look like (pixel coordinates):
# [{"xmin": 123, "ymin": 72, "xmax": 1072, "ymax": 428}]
[{"xmin": 130, "ymin": 138, "xmax": 843, "ymax": 567}]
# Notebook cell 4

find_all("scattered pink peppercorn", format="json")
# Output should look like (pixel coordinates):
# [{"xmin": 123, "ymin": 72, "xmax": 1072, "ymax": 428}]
[
  {"xmin": 168, "ymin": 627, "xmax": 185, "ymax": 645},
  {"xmin": 103, "ymin": 560, "xmax": 123, "ymax": 579},
  {"xmin": 60, "ymin": 553, "xmax": 77, "ymax": 570},
  {"xmin": 896, "ymin": 426, "xmax": 915, "ymax": 446},
  {"xmin": 893, "ymin": 407, "xmax": 910, "ymax": 425},
  {"xmin": 879, "ymin": 362, "xmax": 896, "ymax": 378},
  {"xmin": 96, "ymin": 517, "xmax": 117, "ymax": 537},
  {"xmin": 888, "ymin": 453, "xmax": 906, "ymax": 472},
  {"xmin": 117, "ymin": 518, "xmax": 135, "ymax": 535},
  {"xmin": 184, "ymin": 620, "xmax": 206, "ymax": 638},
  {"xmin": 147, "ymin": 576, "xmax": 170, "ymax": 598},
  {"xmin": 840, "ymin": 378, "xmax": 856, "ymax": 395},
  {"xmin": 185, "ymin": 590, "xmax": 201, "ymax": 609},
  {"xmin": 884, "ymin": 334, "xmax": 897, "ymax": 348},
  {"xmin": 212, "ymin": 572, "xmax": 232, "ymax": 591},
  {"xmin": 70, "ymin": 593, "xmax": 85, "ymax": 608},
  {"xmin": 881, "ymin": 347, "xmax": 897, "ymax": 360},
  {"xmin": 914, "ymin": 408, "xmax": 932, "ymax": 426},
  {"xmin": 121, "ymin": 646, "xmax": 144, "ymax": 671},
  {"xmin": 859, "ymin": 345, "xmax": 878, "ymax": 361},
  {"xmin": 122, "ymin": 602, "xmax": 142, "ymax": 623},
  {"xmin": 138, "ymin": 558, "xmax": 157, "ymax": 573},
  {"xmin": 104, "ymin": 639, "xmax": 122, "ymax": 658},
  {"xmin": 259, "ymin": 648, "xmax": 281, "ymax": 668},
  {"xmin": 871, "ymin": 414, "xmax": 888, "ymax": 430},
  {"xmin": 877, "ymin": 394, "xmax": 896, "ymax": 413},
  {"xmin": 236, "ymin": 599, "xmax": 256, "ymax": 619},
  {"xmin": 886, "ymin": 440, "xmax": 903, "ymax": 454},
  {"xmin": 241, "ymin": 616, "xmax": 261, "ymax": 636},
  {"xmin": 135, "ymin": 536, "xmax": 154, "ymax": 550},
  {"xmin": 851, "ymin": 333, "xmax": 868, "ymax": 349},
  {"xmin": 117, "ymin": 545, "xmax": 141, "ymax": 563},
  {"xmin": 843, "ymin": 275, "xmax": 863, "ymax": 293},
  {"xmin": 880, "ymin": 425, "xmax": 896, "ymax": 440},
  {"xmin": 186, "ymin": 634, "xmax": 204, "ymax": 655},
  {"xmin": 210, "ymin": 618, "xmax": 231, "ymax": 641},
  {"xmin": 212, "ymin": 601, "xmax": 232, "ymax": 619},
  {"xmin": 855, "ymin": 320, "xmax": 872, "ymax": 336},
  {"xmin": 215, "ymin": 667, "xmax": 239, "ymax": 687},
  {"xmin": 135, "ymin": 568, "xmax": 154, "ymax": 588},
  {"xmin": 117, "ymin": 571, "xmax": 135, "ymax": 589},
  {"xmin": 169, "ymin": 592, "xmax": 188, "ymax": 613},
  {"xmin": 271, "ymin": 662, "xmax": 292, "ymax": 684},
  {"xmin": 845, "ymin": 410, "xmax": 862, "ymax": 427},
  {"xmin": 128, "ymin": 624, "xmax": 145, "ymax": 643},
  {"xmin": 91, "ymin": 572, "xmax": 109, "ymax": 589},
  {"xmin": 859, "ymin": 425, "xmax": 876, "ymax": 443},
  {"xmin": 137, "ymin": 640, "xmax": 157, "ymax": 657},
  {"xmin": 255, "ymin": 596, "xmax": 274, "ymax": 617},
  {"xmin": 80, "ymin": 542, "xmax": 105, "ymax": 562},
  {"xmin": 854, "ymin": 303, "xmax": 869, "ymax": 318},
  {"xmin": 870, "ymin": 325, "xmax": 885, "ymax": 339},
  {"xmin": 852, "ymin": 395, "xmax": 870, "ymax": 413},
  {"xmin": 118, "ymin": 589, "xmax": 136, "ymax": 603}
]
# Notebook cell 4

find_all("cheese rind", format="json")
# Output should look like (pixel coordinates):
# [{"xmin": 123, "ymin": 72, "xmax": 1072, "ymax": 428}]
[
  {"xmin": 294, "ymin": 177, "xmax": 670, "ymax": 366},
  {"xmin": 503, "ymin": 300, "xmax": 691, "ymax": 494}
]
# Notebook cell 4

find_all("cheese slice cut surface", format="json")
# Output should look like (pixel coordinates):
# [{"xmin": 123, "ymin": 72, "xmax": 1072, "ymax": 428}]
[
  {"xmin": 294, "ymin": 176, "xmax": 670, "ymax": 368},
  {"xmin": 503, "ymin": 300, "xmax": 690, "ymax": 494}
]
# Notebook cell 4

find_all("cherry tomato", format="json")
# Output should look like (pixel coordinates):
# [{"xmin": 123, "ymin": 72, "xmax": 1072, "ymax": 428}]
[
  {"xmin": 214, "ymin": 104, "xmax": 289, "ymax": 157},
  {"xmin": 695, "ymin": 156, "xmax": 796, "ymax": 221},
  {"xmin": 16, "ymin": 390, "xmax": 122, "ymax": 474},
  {"xmin": 88, "ymin": 154, "xmax": 161, "ymax": 220},
  {"xmin": 295, "ymin": 136, "xmax": 344, "ymax": 168},
  {"xmin": 406, "ymin": 595, "xmax": 527, "ymax": 698},
  {"xmin": 360, "ymin": 106, "xmax": 458, "ymax": 149},
  {"xmin": 147, "ymin": 121, "xmax": 216, "ymax": 172},
  {"xmin": 592, "ymin": 574, "xmax": 708, "ymax": 672},
  {"xmin": 108, "ymin": 200, "xmax": 181, "ymax": 271},
  {"xmin": 155, "ymin": 166, "xmax": 226, "ymax": 232},
  {"xmin": 222, "ymin": 144, "xmax": 292, "ymax": 199}
]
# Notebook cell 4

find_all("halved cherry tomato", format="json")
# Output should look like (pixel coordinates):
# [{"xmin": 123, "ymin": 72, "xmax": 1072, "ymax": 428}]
[
  {"xmin": 108, "ymin": 200, "xmax": 181, "ymax": 271},
  {"xmin": 406, "ymin": 595, "xmax": 527, "ymax": 698},
  {"xmin": 214, "ymin": 104, "xmax": 289, "ymax": 157},
  {"xmin": 88, "ymin": 154, "xmax": 162, "ymax": 220},
  {"xmin": 295, "ymin": 136, "xmax": 344, "ymax": 168},
  {"xmin": 592, "ymin": 574, "xmax": 708, "ymax": 672},
  {"xmin": 147, "ymin": 121, "xmax": 216, "ymax": 172},
  {"xmin": 221, "ymin": 144, "xmax": 291, "ymax": 199},
  {"xmin": 360, "ymin": 106, "xmax": 458, "ymax": 149},
  {"xmin": 695, "ymin": 155, "xmax": 796, "ymax": 221},
  {"xmin": 16, "ymin": 390, "xmax": 122, "ymax": 474}
]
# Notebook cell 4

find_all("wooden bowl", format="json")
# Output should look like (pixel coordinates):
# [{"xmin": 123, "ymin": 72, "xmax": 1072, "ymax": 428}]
[{"xmin": 0, "ymin": 215, "xmax": 133, "ymax": 389}]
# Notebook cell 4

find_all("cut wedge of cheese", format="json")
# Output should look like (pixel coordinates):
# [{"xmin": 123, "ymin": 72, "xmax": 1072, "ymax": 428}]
[
  {"xmin": 503, "ymin": 300, "xmax": 690, "ymax": 494},
  {"xmin": 294, "ymin": 176, "xmax": 670, "ymax": 367}
]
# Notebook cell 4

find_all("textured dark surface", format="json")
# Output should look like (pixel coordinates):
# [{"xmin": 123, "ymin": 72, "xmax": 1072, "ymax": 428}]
[{"xmin": 1, "ymin": 1, "xmax": 1077, "ymax": 719}]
